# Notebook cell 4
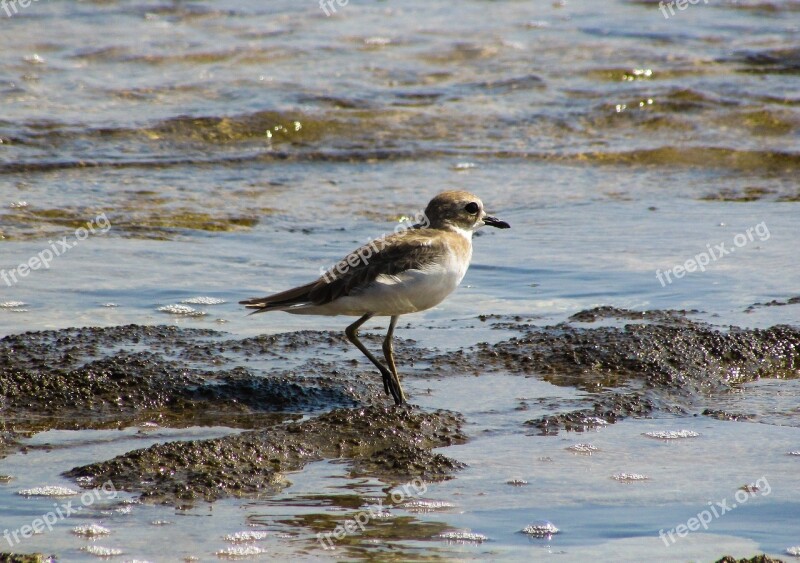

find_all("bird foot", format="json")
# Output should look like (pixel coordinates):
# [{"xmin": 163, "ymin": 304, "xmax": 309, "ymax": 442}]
[{"xmin": 380, "ymin": 370, "xmax": 406, "ymax": 405}]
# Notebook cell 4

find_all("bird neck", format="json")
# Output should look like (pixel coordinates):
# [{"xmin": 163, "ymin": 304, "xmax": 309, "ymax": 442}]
[{"xmin": 440, "ymin": 223, "xmax": 475, "ymax": 242}]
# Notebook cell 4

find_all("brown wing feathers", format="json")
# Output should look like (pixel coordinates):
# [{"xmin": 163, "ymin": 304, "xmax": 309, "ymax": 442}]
[{"xmin": 239, "ymin": 232, "xmax": 440, "ymax": 314}]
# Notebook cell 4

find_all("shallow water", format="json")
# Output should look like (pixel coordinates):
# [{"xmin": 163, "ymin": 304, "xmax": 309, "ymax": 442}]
[
  {"xmin": 1, "ymin": 0, "xmax": 799, "ymax": 560},
  {"xmin": 2, "ymin": 397, "xmax": 798, "ymax": 561}
]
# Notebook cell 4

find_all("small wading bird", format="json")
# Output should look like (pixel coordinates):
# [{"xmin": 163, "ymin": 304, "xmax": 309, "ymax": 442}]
[{"xmin": 240, "ymin": 191, "xmax": 510, "ymax": 405}]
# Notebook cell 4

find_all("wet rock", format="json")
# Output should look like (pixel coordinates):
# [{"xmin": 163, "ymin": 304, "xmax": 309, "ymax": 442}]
[
  {"xmin": 745, "ymin": 296, "xmax": 800, "ymax": 313},
  {"xmin": 0, "ymin": 432, "xmax": 19, "ymax": 459},
  {"xmin": 0, "ymin": 555, "xmax": 53, "ymax": 563},
  {"xmin": 471, "ymin": 309, "xmax": 800, "ymax": 433},
  {"xmin": 702, "ymin": 409, "xmax": 755, "ymax": 422},
  {"xmin": 65, "ymin": 405, "xmax": 465, "ymax": 505},
  {"xmin": 728, "ymin": 45, "xmax": 800, "ymax": 75},
  {"xmin": 700, "ymin": 186, "xmax": 777, "ymax": 202},
  {"xmin": 526, "ymin": 394, "xmax": 661, "ymax": 434},
  {"xmin": 567, "ymin": 306, "xmax": 698, "ymax": 324},
  {"xmin": 0, "ymin": 325, "xmax": 378, "ymax": 433},
  {"xmin": 5, "ymin": 311, "xmax": 800, "ymax": 488},
  {"xmin": 478, "ymin": 319, "xmax": 800, "ymax": 391},
  {"xmin": 715, "ymin": 556, "xmax": 785, "ymax": 563},
  {"xmin": 478, "ymin": 322, "xmax": 800, "ymax": 392}
]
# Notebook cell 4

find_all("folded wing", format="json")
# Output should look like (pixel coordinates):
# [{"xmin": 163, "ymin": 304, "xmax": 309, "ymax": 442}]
[{"xmin": 239, "ymin": 231, "xmax": 441, "ymax": 314}]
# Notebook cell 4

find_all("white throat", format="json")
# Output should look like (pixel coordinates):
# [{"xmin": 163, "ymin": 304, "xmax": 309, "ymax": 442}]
[{"xmin": 446, "ymin": 224, "xmax": 475, "ymax": 242}]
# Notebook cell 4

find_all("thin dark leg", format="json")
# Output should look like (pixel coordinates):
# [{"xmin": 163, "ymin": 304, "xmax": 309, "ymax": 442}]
[
  {"xmin": 381, "ymin": 315, "xmax": 406, "ymax": 404},
  {"xmin": 345, "ymin": 314, "xmax": 404, "ymax": 404}
]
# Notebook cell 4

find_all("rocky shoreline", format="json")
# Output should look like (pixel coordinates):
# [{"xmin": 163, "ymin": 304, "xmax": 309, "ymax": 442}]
[{"xmin": 1, "ymin": 308, "xmax": 798, "ymax": 508}]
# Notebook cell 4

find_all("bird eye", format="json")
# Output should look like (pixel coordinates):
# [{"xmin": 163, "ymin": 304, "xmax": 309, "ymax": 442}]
[{"xmin": 464, "ymin": 202, "xmax": 480, "ymax": 214}]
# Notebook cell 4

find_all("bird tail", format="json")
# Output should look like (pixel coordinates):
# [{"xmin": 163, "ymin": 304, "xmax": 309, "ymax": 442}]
[{"xmin": 239, "ymin": 281, "xmax": 318, "ymax": 315}]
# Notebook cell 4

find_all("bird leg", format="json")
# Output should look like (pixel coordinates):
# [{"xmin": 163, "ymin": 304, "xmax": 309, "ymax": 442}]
[
  {"xmin": 345, "ymin": 314, "xmax": 405, "ymax": 405},
  {"xmin": 381, "ymin": 315, "xmax": 407, "ymax": 404}
]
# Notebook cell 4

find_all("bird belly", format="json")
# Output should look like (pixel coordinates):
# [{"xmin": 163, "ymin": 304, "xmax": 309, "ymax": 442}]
[{"xmin": 291, "ymin": 264, "xmax": 464, "ymax": 317}]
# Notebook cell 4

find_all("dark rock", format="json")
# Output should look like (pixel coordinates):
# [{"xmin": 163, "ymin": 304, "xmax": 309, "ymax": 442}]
[
  {"xmin": 702, "ymin": 409, "xmax": 755, "ymax": 422},
  {"xmin": 715, "ymin": 555, "xmax": 785, "ymax": 563},
  {"xmin": 65, "ymin": 405, "xmax": 465, "ymax": 505},
  {"xmin": 0, "ymin": 325, "xmax": 376, "ymax": 432},
  {"xmin": 0, "ymin": 555, "xmax": 53, "ymax": 563}
]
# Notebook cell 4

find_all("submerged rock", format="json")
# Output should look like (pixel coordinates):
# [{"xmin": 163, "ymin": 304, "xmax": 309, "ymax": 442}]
[
  {"xmin": 65, "ymin": 405, "xmax": 465, "ymax": 505},
  {"xmin": 567, "ymin": 306, "xmax": 698, "ymax": 324},
  {"xmin": 525, "ymin": 393, "xmax": 660, "ymax": 434},
  {"xmin": 0, "ymin": 325, "xmax": 377, "ymax": 432},
  {"xmin": 715, "ymin": 556, "xmax": 785, "ymax": 563},
  {"xmin": 2, "ymin": 309, "xmax": 798, "ymax": 504},
  {"xmin": 473, "ymin": 308, "xmax": 800, "ymax": 433},
  {"xmin": 0, "ymin": 555, "xmax": 52, "ymax": 563},
  {"xmin": 478, "ymin": 314, "xmax": 799, "ymax": 391}
]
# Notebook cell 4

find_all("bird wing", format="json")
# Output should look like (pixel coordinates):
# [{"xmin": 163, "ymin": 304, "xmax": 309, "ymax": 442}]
[{"xmin": 239, "ymin": 230, "xmax": 445, "ymax": 313}]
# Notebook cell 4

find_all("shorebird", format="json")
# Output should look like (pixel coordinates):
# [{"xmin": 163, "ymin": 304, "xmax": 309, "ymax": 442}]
[{"xmin": 240, "ymin": 191, "xmax": 510, "ymax": 405}]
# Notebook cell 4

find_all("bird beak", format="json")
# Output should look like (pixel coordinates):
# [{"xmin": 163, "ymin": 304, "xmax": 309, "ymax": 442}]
[{"xmin": 483, "ymin": 215, "xmax": 510, "ymax": 229}]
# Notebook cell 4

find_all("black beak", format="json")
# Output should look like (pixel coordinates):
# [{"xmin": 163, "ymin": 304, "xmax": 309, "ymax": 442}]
[{"xmin": 483, "ymin": 215, "xmax": 510, "ymax": 229}]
